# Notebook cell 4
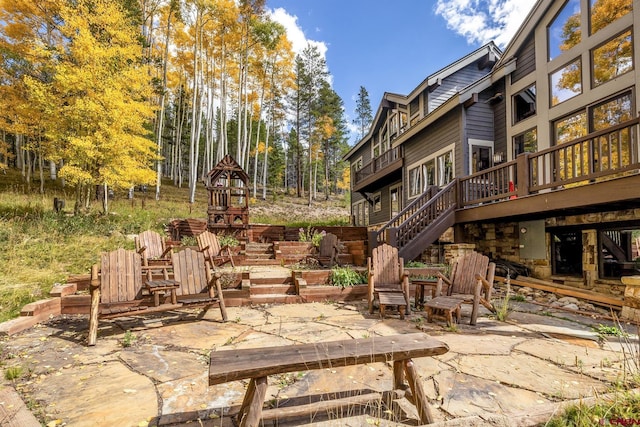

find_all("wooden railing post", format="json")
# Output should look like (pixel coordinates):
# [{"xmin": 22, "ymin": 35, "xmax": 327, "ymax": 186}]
[
  {"xmin": 387, "ymin": 227, "xmax": 399, "ymax": 248},
  {"xmin": 516, "ymin": 153, "xmax": 530, "ymax": 197},
  {"xmin": 367, "ymin": 230, "xmax": 379, "ymax": 258}
]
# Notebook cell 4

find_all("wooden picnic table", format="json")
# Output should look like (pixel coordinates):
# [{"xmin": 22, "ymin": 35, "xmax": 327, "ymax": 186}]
[{"xmin": 209, "ymin": 332, "xmax": 448, "ymax": 426}]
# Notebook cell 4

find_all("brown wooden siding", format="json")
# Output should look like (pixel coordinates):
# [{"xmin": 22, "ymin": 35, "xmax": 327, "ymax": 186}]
[
  {"xmin": 511, "ymin": 33, "xmax": 536, "ymax": 84},
  {"xmin": 403, "ymin": 110, "xmax": 462, "ymax": 193},
  {"xmin": 492, "ymin": 79, "xmax": 507, "ymax": 156}
]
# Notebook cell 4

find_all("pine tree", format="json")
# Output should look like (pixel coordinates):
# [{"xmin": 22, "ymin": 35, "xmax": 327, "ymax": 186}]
[{"xmin": 353, "ymin": 86, "xmax": 373, "ymax": 140}]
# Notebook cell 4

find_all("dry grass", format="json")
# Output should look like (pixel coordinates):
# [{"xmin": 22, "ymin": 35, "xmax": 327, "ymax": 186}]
[{"xmin": 0, "ymin": 169, "xmax": 349, "ymax": 322}]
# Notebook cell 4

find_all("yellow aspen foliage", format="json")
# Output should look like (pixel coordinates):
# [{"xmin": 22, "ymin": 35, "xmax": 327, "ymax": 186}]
[{"xmin": 2, "ymin": 0, "xmax": 157, "ymax": 199}]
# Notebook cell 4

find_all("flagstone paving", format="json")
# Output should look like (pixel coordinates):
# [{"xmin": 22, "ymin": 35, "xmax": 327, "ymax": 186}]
[{"xmin": 0, "ymin": 300, "xmax": 637, "ymax": 426}]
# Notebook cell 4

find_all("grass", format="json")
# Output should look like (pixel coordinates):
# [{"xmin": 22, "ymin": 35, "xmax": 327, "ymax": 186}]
[{"xmin": 0, "ymin": 169, "xmax": 350, "ymax": 323}]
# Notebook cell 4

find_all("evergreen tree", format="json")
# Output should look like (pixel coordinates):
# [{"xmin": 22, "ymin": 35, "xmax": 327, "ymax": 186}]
[{"xmin": 353, "ymin": 86, "xmax": 373, "ymax": 139}]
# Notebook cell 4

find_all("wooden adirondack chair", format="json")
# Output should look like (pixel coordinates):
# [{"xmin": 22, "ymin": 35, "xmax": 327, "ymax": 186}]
[
  {"xmin": 87, "ymin": 249, "xmax": 181, "ymax": 345},
  {"xmin": 367, "ymin": 243, "xmax": 410, "ymax": 319},
  {"xmin": 307, "ymin": 232, "xmax": 340, "ymax": 267},
  {"xmin": 172, "ymin": 248, "xmax": 228, "ymax": 321},
  {"xmin": 196, "ymin": 230, "xmax": 235, "ymax": 268},
  {"xmin": 429, "ymin": 251, "xmax": 496, "ymax": 325},
  {"xmin": 135, "ymin": 230, "xmax": 174, "ymax": 266}
]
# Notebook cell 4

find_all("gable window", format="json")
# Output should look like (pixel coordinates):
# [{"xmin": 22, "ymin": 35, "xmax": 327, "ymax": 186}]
[
  {"xmin": 550, "ymin": 58, "xmax": 582, "ymax": 106},
  {"xmin": 590, "ymin": 0, "xmax": 632, "ymax": 35},
  {"xmin": 513, "ymin": 85, "xmax": 536, "ymax": 123},
  {"xmin": 548, "ymin": 0, "xmax": 581, "ymax": 61},
  {"xmin": 592, "ymin": 29, "xmax": 633, "ymax": 87}
]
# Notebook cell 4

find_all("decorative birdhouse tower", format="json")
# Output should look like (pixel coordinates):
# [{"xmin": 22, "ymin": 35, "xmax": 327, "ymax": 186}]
[{"xmin": 204, "ymin": 155, "xmax": 250, "ymax": 238}]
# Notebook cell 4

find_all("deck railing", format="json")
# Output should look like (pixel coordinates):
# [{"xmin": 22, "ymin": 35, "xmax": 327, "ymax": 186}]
[
  {"xmin": 354, "ymin": 146, "xmax": 402, "ymax": 186},
  {"xmin": 459, "ymin": 117, "xmax": 640, "ymax": 207}
]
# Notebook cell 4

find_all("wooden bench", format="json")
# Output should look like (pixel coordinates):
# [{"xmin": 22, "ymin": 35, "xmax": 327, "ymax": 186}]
[{"xmin": 209, "ymin": 333, "xmax": 448, "ymax": 426}]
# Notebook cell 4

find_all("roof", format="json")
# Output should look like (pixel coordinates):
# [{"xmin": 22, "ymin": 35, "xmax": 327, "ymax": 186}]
[
  {"xmin": 204, "ymin": 154, "xmax": 250, "ymax": 186},
  {"xmin": 344, "ymin": 42, "xmax": 502, "ymax": 160}
]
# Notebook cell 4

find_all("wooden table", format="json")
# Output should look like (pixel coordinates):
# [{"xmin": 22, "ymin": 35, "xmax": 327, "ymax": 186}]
[
  {"xmin": 412, "ymin": 279, "xmax": 438, "ymax": 308},
  {"xmin": 209, "ymin": 333, "xmax": 449, "ymax": 426}
]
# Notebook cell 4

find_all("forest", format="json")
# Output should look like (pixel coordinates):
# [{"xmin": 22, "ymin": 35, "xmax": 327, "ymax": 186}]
[{"xmin": 0, "ymin": 0, "xmax": 363, "ymax": 212}]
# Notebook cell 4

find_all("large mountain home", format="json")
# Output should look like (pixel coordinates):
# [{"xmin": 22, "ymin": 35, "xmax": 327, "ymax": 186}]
[{"xmin": 344, "ymin": 0, "xmax": 640, "ymax": 301}]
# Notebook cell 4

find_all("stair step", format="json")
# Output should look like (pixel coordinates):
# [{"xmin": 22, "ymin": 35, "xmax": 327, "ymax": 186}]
[
  {"xmin": 243, "ymin": 253, "xmax": 274, "ymax": 259},
  {"xmin": 242, "ymin": 259, "xmax": 282, "ymax": 266},
  {"xmin": 250, "ymin": 284, "xmax": 295, "ymax": 295}
]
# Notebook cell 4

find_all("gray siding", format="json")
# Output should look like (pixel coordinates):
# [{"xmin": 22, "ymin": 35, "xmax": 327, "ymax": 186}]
[
  {"xmin": 427, "ymin": 63, "xmax": 490, "ymax": 113},
  {"xmin": 512, "ymin": 33, "xmax": 536, "ymax": 84},
  {"xmin": 466, "ymin": 93, "xmax": 495, "ymax": 142}
]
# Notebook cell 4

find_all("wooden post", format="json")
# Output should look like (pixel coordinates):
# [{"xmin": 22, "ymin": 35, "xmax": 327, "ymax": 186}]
[
  {"xmin": 404, "ymin": 359, "xmax": 433, "ymax": 424},
  {"xmin": 87, "ymin": 264, "xmax": 100, "ymax": 346},
  {"xmin": 239, "ymin": 376, "xmax": 267, "ymax": 427}
]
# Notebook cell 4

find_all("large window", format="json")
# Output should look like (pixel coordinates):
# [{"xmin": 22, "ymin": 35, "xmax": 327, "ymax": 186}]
[
  {"xmin": 548, "ymin": 0, "xmax": 581, "ymax": 61},
  {"xmin": 554, "ymin": 111, "xmax": 587, "ymax": 144},
  {"xmin": 407, "ymin": 149, "xmax": 454, "ymax": 198},
  {"xmin": 550, "ymin": 59, "xmax": 582, "ymax": 106},
  {"xmin": 513, "ymin": 85, "xmax": 536, "ymax": 124},
  {"xmin": 514, "ymin": 128, "xmax": 538, "ymax": 156},
  {"xmin": 390, "ymin": 185, "xmax": 402, "ymax": 218},
  {"xmin": 592, "ymin": 29, "xmax": 633, "ymax": 87},
  {"xmin": 590, "ymin": 0, "xmax": 632, "ymax": 35}
]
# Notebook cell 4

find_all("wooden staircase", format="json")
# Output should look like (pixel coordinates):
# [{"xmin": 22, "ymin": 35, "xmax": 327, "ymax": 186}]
[
  {"xmin": 247, "ymin": 268, "xmax": 304, "ymax": 305},
  {"xmin": 371, "ymin": 181, "xmax": 457, "ymax": 262}
]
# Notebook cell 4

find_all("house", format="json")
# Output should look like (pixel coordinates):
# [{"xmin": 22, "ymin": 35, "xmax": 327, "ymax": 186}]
[{"xmin": 345, "ymin": 0, "xmax": 640, "ymax": 300}]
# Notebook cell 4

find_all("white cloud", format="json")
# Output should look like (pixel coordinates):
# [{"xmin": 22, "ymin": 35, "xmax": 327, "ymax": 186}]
[
  {"xmin": 268, "ymin": 8, "xmax": 328, "ymax": 57},
  {"xmin": 434, "ymin": 0, "xmax": 537, "ymax": 48}
]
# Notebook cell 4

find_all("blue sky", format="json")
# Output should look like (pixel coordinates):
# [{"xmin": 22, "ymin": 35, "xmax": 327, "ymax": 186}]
[{"xmin": 266, "ymin": 0, "xmax": 537, "ymax": 144}]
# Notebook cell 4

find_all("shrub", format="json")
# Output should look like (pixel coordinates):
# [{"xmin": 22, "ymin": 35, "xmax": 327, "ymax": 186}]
[{"xmin": 330, "ymin": 266, "xmax": 366, "ymax": 289}]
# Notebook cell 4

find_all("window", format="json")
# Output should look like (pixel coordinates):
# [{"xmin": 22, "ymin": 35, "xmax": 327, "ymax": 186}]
[
  {"xmin": 513, "ymin": 85, "xmax": 536, "ymax": 123},
  {"xmin": 599, "ymin": 227, "xmax": 640, "ymax": 279},
  {"xmin": 471, "ymin": 145, "xmax": 492, "ymax": 173},
  {"xmin": 407, "ymin": 149, "xmax": 454, "ymax": 198},
  {"xmin": 390, "ymin": 185, "xmax": 402, "ymax": 218},
  {"xmin": 352, "ymin": 200, "xmax": 369, "ymax": 226},
  {"xmin": 554, "ymin": 111, "xmax": 587, "ymax": 145},
  {"xmin": 372, "ymin": 140, "xmax": 380, "ymax": 158},
  {"xmin": 353, "ymin": 156, "xmax": 363, "ymax": 171},
  {"xmin": 514, "ymin": 128, "xmax": 538, "ymax": 156},
  {"xmin": 592, "ymin": 29, "xmax": 633, "ymax": 87},
  {"xmin": 437, "ymin": 151, "xmax": 453, "ymax": 185},
  {"xmin": 591, "ymin": 92, "xmax": 632, "ymax": 131},
  {"xmin": 590, "ymin": 0, "xmax": 632, "ymax": 35},
  {"xmin": 548, "ymin": 0, "xmax": 581, "ymax": 61},
  {"xmin": 550, "ymin": 58, "xmax": 582, "ymax": 106},
  {"xmin": 372, "ymin": 192, "xmax": 381, "ymax": 212},
  {"xmin": 408, "ymin": 166, "xmax": 422, "ymax": 198}
]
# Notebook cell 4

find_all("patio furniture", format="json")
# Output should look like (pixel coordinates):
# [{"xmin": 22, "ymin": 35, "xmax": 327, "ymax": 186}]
[
  {"xmin": 306, "ymin": 232, "xmax": 340, "ymax": 267},
  {"xmin": 367, "ymin": 243, "xmax": 410, "ymax": 319},
  {"xmin": 196, "ymin": 230, "xmax": 235, "ymax": 268},
  {"xmin": 428, "ymin": 251, "xmax": 496, "ymax": 325},
  {"xmin": 135, "ymin": 230, "xmax": 175, "ymax": 266}
]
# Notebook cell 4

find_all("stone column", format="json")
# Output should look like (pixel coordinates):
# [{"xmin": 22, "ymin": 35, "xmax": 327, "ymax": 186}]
[
  {"xmin": 621, "ymin": 276, "xmax": 640, "ymax": 321},
  {"xmin": 443, "ymin": 243, "xmax": 476, "ymax": 266}
]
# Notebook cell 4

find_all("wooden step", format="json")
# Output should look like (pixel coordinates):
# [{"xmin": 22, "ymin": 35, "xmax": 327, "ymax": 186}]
[{"xmin": 250, "ymin": 284, "xmax": 296, "ymax": 296}]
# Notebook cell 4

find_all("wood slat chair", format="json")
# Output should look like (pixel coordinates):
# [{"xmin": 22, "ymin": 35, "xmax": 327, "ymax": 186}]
[
  {"xmin": 367, "ymin": 243, "xmax": 410, "ymax": 319},
  {"xmin": 172, "ymin": 248, "xmax": 228, "ymax": 321},
  {"xmin": 135, "ymin": 230, "xmax": 174, "ymax": 266},
  {"xmin": 196, "ymin": 230, "xmax": 235, "ymax": 268},
  {"xmin": 428, "ymin": 251, "xmax": 496, "ymax": 325},
  {"xmin": 87, "ymin": 249, "xmax": 180, "ymax": 345},
  {"xmin": 306, "ymin": 232, "xmax": 340, "ymax": 267}
]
